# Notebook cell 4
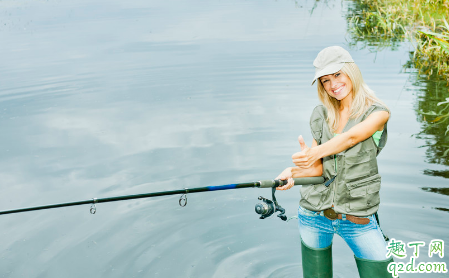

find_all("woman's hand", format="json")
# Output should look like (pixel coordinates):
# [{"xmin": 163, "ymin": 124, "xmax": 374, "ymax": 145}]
[
  {"xmin": 292, "ymin": 135, "xmax": 321, "ymax": 169},
  {"xmin": 275, "ymin": 167, "xmax": 295, "ymax": 191}
]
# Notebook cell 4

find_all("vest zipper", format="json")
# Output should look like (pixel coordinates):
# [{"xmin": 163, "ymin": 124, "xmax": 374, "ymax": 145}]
[{"xmin": 331, "ymin": 154, "xmax": 338, "ymax": 207}]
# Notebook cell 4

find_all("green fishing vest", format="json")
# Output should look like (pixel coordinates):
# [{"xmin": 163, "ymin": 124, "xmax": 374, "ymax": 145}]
[{"xmin": 299, "ymin": 103, "xmax": 389, "ymax": 217}]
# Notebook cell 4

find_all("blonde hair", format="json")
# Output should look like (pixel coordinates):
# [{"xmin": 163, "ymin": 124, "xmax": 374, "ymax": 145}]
[{"xmin": 316, "ymin": 63, "xmax": 389, "ymax": 132}]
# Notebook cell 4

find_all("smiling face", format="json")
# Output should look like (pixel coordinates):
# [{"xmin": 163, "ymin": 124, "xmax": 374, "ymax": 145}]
[{"xmin": 319, "ymin": 71, "xmax": 353, "ymax": 101}]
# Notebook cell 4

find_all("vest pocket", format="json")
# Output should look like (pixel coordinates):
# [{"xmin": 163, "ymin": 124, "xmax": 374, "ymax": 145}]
[
  {"xmin": 300, "ymin": 183, "xmax": 329, "ymax": 207},
  {"xmin": 344, "ymin": 150, "xmax": 378, "ymax": 182},
  {"xmin": 345, "ymin": 174, "xmax": 381, "ymax": 210}
]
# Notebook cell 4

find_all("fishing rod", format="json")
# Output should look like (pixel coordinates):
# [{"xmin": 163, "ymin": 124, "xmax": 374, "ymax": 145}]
[{"xmin": 0, "ymin": 177, "xmax": 324, "ymax": 221}]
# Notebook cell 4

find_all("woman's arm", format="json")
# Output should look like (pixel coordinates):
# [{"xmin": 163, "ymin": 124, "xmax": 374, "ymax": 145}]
[{"xmin": 292, "ymin": 110, "xmax": 389, "ymax": 168}]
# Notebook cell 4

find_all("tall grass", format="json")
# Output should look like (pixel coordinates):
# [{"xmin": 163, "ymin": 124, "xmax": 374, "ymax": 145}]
[
  {"xmin": 414, "ymin": 18, "xmax": 449, "ymax": 77},
  {"xmin": 347, "ymin": 0, "xmax": 449, "ymax": 77}
]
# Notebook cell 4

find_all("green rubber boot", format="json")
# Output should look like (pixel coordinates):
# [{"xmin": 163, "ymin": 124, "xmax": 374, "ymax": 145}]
[
  {"xmin": 355, "ymin": 256, "xmax": 394, "ymax": 278},
  {"xmin": 301, "ymin": 240, "xmax": 333, "ymax": 278}
]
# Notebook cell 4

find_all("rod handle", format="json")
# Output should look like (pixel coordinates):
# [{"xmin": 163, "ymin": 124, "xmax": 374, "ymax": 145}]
[{"xmin": 259, "ymin": 176, "xmax": 325, "ymax": 188}]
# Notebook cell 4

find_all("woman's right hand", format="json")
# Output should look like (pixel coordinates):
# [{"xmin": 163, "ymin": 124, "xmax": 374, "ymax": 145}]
[{"xmin": 275, "ymin": 167, "xmax": 294, "ymax": 191}]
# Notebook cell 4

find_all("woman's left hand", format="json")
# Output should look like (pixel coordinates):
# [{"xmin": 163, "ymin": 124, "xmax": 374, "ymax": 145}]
[
  {"xmin": 292, "ymin": 135, "xmax": 320, "ymax": 169},
  {"xmin": 275, "ymin": 167, "xmax": 295, "ymax": 191}
]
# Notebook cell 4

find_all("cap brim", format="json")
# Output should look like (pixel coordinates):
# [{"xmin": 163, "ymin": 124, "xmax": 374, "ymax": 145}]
[{"xmin": 311, "ymin": 63, "xmax": 345, "ymax": 85}]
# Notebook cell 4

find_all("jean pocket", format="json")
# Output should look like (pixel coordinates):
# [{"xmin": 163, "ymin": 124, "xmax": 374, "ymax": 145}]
[{"xmin": 298, "ymin": 205, "xmax": 319, "ymax": 217}]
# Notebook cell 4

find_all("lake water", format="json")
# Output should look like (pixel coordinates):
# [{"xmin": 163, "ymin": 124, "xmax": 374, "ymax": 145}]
[{"xmin": 0, "ymin": 0, "xmax": 447, "ymax": 277}]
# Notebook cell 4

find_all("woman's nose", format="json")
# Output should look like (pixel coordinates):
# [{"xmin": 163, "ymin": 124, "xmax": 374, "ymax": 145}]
[{"xmin": 330, "ymin": 80, "xmax": 337, "ymax": 89}]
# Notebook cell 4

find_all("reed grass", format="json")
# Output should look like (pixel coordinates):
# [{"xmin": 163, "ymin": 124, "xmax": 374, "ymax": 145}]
[{"xmin": 347, "ymin": 0, "xmax": 449, "ymax": 78}]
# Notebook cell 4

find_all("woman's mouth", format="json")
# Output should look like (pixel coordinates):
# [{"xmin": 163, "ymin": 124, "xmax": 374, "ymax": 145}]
[{"xmin": 333, "ymin": 85, "xmax": 345, "ymax": 95}]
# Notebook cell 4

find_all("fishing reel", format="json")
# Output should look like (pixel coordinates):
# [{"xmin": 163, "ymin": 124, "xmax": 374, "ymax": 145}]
[{"xmin": 255, "ymin": 186, "xmax": 287, "ymax": 221}]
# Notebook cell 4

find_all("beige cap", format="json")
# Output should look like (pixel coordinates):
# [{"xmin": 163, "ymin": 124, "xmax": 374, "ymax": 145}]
[{"xmin": 311, "ymin": 46, "xmax": 354, "ymax": 85}]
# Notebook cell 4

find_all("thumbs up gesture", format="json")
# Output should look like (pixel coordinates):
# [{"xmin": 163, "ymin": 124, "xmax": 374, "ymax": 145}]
[
  {"xmin": 298, "ymin": 135, "xmax": 309, "ymax": 151},
  {"xmin": 292, "ymin": 135, "xmax": 319, "ymax": 169}
]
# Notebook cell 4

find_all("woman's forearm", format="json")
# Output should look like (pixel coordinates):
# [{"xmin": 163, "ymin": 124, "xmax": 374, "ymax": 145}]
[
  {"xmin": 291, "ymin": 161, "xmax": 323, "ymax": 178},
  {"xmin": 314, "ymin": 132, "xmax": 354, "ymax": 159}
]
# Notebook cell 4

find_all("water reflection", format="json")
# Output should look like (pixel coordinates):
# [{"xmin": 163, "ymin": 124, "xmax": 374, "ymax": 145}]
[
  {"xmin": 422, "ymin": 187, "xmax": 449, "ymax": 212},
  {"xmin": 435, "ymin": 207, "xmax": 449, "ymax": 212},
  {"xmin": 423, "ymin": 169, "xmax": 449, "ymax": 179},
  {"xmin": 421, "ymin": 187, "xmax": 449, "ymax": 196},
  {"xmin": 412, "ymin": 71, "xmax": 449, "ymax": 168}
]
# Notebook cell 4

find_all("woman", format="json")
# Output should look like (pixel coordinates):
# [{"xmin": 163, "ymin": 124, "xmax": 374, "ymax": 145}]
[{"xmin": 276, "ymin": 46, "xmax": 393, "ymax": 278}]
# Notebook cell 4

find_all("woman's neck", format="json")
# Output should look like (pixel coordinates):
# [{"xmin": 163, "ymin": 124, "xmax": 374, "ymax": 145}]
[{"xmin": 339, "ymin": 93, "xmax": 353, "ymax": 111}]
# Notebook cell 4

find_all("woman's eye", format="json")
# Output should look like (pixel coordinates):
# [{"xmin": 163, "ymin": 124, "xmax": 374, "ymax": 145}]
[
  {"xmin": 335, "ymin": 73, "xmax": 340, "ymax": 77},
  {"xmin": 322, "ymin": 79, "xmax": 328, "ymax": 83}
]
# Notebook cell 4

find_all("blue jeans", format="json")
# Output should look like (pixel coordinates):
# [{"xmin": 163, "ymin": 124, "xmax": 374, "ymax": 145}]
[{"xmin": 298, "ymin": 205, "xmax": 388, "ymax": 261}]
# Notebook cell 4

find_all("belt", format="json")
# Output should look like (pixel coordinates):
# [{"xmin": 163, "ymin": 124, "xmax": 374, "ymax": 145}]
[{"xmin": 321, "ymin": 208, "xmax": 370, "ymax": 225}]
